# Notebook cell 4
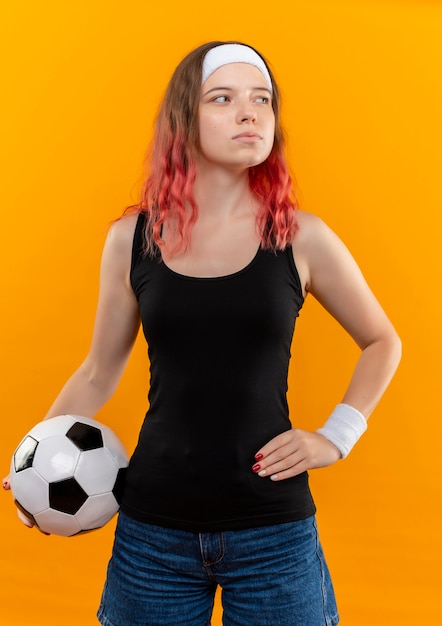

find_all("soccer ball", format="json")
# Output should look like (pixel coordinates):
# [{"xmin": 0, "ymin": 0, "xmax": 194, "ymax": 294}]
[{"xmin": 9, "ymin": 414, "xmax": 129, "ymax": 537}]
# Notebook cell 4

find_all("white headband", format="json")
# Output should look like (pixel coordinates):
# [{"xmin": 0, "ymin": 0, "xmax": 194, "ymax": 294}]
[{"xmin": 202, "ymin": 44, "xmax": 273, "ymax": 93}]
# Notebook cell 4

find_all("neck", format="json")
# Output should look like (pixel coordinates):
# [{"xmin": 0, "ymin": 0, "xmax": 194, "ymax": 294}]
[{"xmin": 193, "ymin": 164, "xmax": 255, "ymax": 218}]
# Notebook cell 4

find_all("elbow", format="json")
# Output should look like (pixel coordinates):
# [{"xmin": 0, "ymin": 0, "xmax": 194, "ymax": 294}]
[
  {"xmin": 391, "ymin": 329, "xmax": 402, "ymax": 370},
  {"xmin": 382, "ymin": 325, "xmax": 402, "ymax": 375},
  {"xmin": 361, "ymin": 323, "xmax": 402, "ymax": 374},
  {"xmin": 78, "ymin": 358, "xmax": 120, "ymax": 400}
]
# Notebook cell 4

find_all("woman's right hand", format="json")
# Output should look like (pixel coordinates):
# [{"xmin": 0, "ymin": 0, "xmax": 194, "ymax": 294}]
[{"xmin": 2, "ymin": 475, "xmax": 35, "ymax": 529}]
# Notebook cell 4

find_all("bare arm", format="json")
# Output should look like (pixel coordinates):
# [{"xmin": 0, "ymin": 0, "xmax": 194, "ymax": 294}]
[
  {"xmin": 253, "ymin": 211, "xmax": 402, "ymax": 480},
  {"xmin": 43, "ymin": 215, "xmax": 140, "ymax": 419},
  {"xmin": 299, "ymin": 212, "xmax": 401, "ymax": 416},
  {"xmin": 3, "ymin": 215, "xmax": 140, "ymax": 522}
]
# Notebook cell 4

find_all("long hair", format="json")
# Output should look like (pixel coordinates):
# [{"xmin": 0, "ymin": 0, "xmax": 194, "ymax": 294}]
[{"xmin": 126, "ymin": 41, "xmax": 298, "ymax": 256}]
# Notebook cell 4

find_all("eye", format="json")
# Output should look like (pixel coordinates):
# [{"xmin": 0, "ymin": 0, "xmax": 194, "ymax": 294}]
[
  {"xmin": 255, "ymin": 96, "xmax": 270, "ymax": 104},
  {"xmin": 212, "ymin": 95, "xmax": 230, "ymax": 103}
]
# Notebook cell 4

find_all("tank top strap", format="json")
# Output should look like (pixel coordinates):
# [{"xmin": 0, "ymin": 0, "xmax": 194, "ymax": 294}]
[{"xmin": 131, "ymin": 213, "xmax": 148, "ymax": 274}]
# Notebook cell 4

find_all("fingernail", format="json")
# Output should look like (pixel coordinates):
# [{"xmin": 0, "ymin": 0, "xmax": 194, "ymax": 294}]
[
  {"xmin": 252, "ymin": 463, "xmax": 261, "ymax": 472},
  {"xmin": 270, "ymin": 474, "xmax": 279, "ymax": 481},
  {"xmin": 255, "ymin": 453, "xmax": 263, "ymax": 461},
  {"xmin": 258, "ymin": 470, "xmax": 267, "ymax": 477},
  {"xmin": 2, "ymin": 481, "xmax": 9, "ymax": 490}
]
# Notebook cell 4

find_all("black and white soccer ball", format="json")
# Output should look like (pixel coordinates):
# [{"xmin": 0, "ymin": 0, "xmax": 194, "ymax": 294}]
[{"xmin": 9, "ymin": 415, "xmax": 129, "ymax": 536}]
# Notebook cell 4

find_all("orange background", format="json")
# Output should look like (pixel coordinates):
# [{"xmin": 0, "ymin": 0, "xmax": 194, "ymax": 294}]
[{"xmin": 1, "ymin": 1, "xmax": 441, "ymax": 624}]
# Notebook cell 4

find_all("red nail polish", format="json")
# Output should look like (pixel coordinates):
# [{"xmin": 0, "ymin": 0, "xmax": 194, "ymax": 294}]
[
  {"xmin": 255, "ymin": 453, "xmax": 263, "ymax": 461},
  {"xmin": 252, "ymin": 463, "xmax": 261, "ymax": 472}
]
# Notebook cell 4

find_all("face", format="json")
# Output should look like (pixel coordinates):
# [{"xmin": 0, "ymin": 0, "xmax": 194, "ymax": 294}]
[{"xmin": 198, "ymin": 62, "xmax": 275, "ymax": 171}]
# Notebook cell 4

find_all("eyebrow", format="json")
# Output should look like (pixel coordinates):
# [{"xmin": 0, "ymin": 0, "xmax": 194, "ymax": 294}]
[{"xmin": 202, "ymin": 86, "xmax": 272, "ymax": 97}]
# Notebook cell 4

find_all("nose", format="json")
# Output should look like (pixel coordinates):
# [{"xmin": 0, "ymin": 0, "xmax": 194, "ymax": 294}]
[
  {"xmin": 240, "ymin": 111, "xmax": 256, "ymax": 123},
  {"xmin": 237, "ymin": 100, "xmax": 256, "ymax": 124}
]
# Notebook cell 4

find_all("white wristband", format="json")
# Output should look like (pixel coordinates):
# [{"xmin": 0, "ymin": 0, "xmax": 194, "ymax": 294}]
[{"xmin": 317, "ymin": 403, "xmax": 367, "ymax": 458}]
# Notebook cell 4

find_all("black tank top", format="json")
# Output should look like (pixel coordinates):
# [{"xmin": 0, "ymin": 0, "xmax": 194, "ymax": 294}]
[{"xmin": 121, "ymin": 214, "xmax": 316, "ymax": 531}]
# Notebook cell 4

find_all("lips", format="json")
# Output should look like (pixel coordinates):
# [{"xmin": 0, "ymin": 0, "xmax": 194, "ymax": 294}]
[{"xmin": 232, "ymin": 131, "xmax": 263, "ymax": 142}]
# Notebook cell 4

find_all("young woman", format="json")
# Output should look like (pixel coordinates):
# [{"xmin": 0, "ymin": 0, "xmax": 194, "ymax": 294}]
[{"xmin": 3, "ymin": 41, "xmax": 401, "ymax": 625}]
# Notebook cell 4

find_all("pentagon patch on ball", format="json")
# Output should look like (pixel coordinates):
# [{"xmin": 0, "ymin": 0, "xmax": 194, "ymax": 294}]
[{"xmin": 10, "ymin": 415, "xmax": 129, "ymax": 537}]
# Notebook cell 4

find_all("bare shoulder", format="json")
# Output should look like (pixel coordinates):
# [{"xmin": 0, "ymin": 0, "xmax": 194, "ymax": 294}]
[
  {"xmin": 101, "ymin": 214, "xmax": 139, "ymax": 282},
  {"xmin": 292, "ymin": 210, "xmax": 340, "ymax": 293},
  {"xmin": 293, "ymin": 210, "xmax": 336, "ymax": 248},
  {"xmin": 294, "ymin": 209, "xmax": 321, "ymax": 230},
  {"xmin": 106, "ymin": 214, "xmax": 139, "ymax": 250}
]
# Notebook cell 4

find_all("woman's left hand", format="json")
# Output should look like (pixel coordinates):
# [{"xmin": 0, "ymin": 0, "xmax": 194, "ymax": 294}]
[{"xmin": 252, "ymin": 429, "xmax": 341, "ymax": 481}]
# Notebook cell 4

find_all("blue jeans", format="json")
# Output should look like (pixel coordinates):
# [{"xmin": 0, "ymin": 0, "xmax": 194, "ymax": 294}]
[{"xmin": 97, "ymin": 511, "xmax": 339, "ymax": 625}]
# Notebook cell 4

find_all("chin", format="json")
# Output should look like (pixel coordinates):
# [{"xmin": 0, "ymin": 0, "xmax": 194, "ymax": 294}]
[{"xmin": 246, "ymin": 155, "xmax": 270, "ymax": 168}]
